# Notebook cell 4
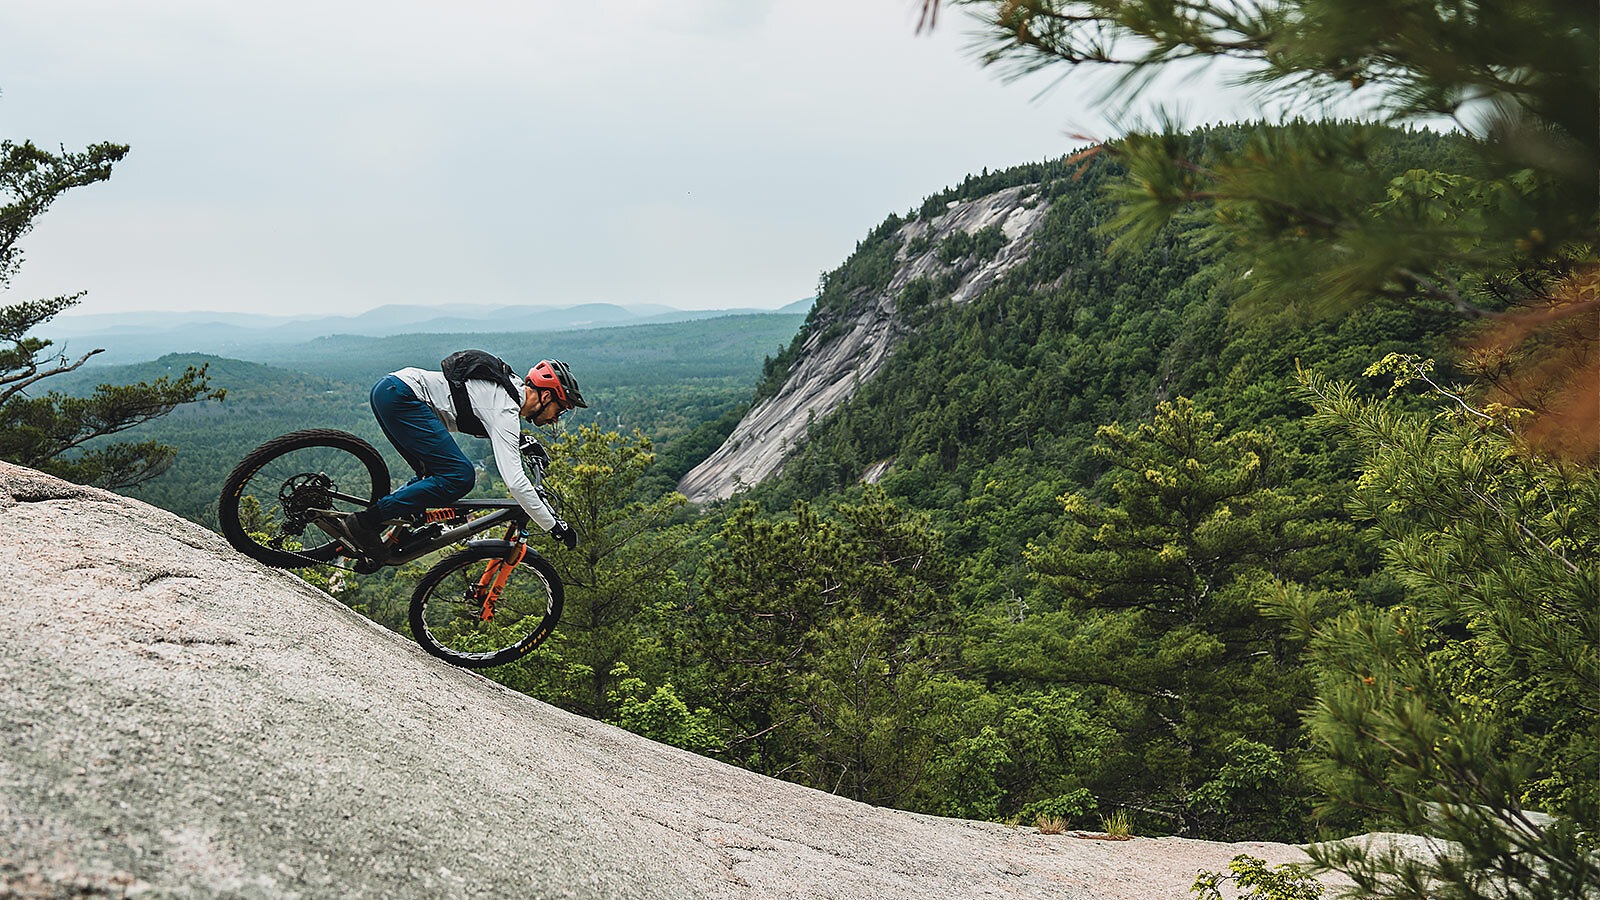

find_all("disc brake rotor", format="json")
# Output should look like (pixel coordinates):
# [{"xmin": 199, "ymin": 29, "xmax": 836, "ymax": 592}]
[{"xmin": 278, "ymin": 472, "xmax": 335, "ymax": 533}]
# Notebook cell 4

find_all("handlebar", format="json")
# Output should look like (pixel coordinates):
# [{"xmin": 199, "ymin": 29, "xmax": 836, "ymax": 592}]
[{"xmin": 518, "ymin": 432, "xmax": 549, "ymax": 468}]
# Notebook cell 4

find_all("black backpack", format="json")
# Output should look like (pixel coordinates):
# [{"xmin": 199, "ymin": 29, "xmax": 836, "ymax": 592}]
[{"xmin": 440, "ymin": 350, "xmax": 521, "ymax": 438}]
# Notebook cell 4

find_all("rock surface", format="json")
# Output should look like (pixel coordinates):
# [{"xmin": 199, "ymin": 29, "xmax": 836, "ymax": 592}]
[
  {"xmin": 1, "ymin": 462, "xmax": 1336, "ymax": 899},
  {"xmin": 677, "ymin": 186, "xmax": 1051, "ymax": 505}
]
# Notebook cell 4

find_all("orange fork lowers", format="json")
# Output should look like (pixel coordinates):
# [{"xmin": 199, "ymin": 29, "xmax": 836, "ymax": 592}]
[{"xmin": 472, "ymin": 543, "xmax": 528, "ymax": 621}]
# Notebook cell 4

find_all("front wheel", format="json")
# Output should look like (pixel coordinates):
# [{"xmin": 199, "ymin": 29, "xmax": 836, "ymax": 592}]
[
  {"xmin": 219, "ymin": 429, "xmax": 390, "ymax": 569},
  {"xmin": 409, "ymin": 546, "xmax": 563, "ymax": 668}
]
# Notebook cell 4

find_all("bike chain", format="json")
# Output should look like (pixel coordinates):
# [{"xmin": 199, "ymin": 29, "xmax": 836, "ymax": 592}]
[
  {"xmin": 267, "ymin": 542, "xmax": 366, "ymax": 573},
  {"xmin": 266, "ymin": 518, "xmax": 415, "ymax": 572}
]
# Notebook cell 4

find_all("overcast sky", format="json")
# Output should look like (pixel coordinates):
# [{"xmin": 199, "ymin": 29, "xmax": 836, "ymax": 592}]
[{"xmin": 3, "ymin": 1, "xmax": 1271, "ymax": 318}]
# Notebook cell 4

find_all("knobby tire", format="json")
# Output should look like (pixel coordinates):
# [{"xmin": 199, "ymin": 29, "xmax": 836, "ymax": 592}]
[
  {"xmin": 219, "ymin": 429, "xmax": 390, "ymax": 570},
  {"xmin": 409, "ymin": 546, "xmax": 563, "ymax": 668}
]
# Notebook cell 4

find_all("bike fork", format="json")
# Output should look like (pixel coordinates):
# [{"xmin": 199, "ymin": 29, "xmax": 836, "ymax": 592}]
[{"xmin": 473, "ymin": 540, "xmax": 528, "ymax": 621}]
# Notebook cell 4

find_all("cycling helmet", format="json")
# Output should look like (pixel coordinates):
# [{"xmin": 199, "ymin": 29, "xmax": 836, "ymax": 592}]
[{"xmin": 526, "ymin": 358, "xmax": 587, "ymax": 409}]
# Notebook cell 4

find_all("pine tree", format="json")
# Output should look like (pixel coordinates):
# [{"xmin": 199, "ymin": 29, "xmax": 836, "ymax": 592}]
[
  {"xmin": 1273, "ymin": 363, "xmax": 1599, "ymax": 898},
  {"xmin": 488, "ymin": 425, "xmax": 690, "ymax": 720},
  {"xmin": 683, "ymin": 489, "xmax": 958, "ymax": 803},
  {"xmin": 1024, "ymin": 398, "xmax": 1349, "ymax": 837},
  {"xmin": 0, "ymin": 140, "xmax": 223, "ymax": 488}
]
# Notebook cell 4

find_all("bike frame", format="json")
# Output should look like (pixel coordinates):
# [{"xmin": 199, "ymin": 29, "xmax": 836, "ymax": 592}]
[{"xmin": 378, "ymin": 499, "xmax": 530, "ymax": 568}]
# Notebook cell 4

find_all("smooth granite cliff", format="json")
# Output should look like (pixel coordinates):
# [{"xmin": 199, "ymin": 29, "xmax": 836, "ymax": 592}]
[{"xmin": 677, "ymin": 185, "xmax": 1051, "ymax": 505}]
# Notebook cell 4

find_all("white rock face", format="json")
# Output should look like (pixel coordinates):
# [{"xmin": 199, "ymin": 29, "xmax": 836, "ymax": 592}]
[
  {"xmin": 0, "ymin": 461, "xmax": 1344, "ymax": 899},
  {"xmin": 678, "ymin": 186, "xmax": 1052, "ymax": 504}
]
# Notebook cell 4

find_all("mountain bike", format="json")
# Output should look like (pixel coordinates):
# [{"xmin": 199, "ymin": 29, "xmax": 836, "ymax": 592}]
[{"xmin": 218, "ymin": 428, "xmax": 563, "ymax": 669}]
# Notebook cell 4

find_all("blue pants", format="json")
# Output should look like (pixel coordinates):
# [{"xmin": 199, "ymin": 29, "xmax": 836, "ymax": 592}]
[{"xmin": 367, "ymin": 375, "xmax": 476, "ymax": 521}]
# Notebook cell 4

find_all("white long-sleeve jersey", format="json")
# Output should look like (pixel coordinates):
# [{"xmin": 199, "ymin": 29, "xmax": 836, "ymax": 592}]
[{"xmin": 390, "ymin": 367, "xmax": 558, "ymax": 532}]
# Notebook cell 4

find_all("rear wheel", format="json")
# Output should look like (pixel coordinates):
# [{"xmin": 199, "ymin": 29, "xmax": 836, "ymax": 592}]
[
  {"xmin": 409, "ymin": 546, "xmax": 563, "ymax": 668},
  {"xmin": 219, "ymin": 429, "xmax": 390, "ymax": 569}
]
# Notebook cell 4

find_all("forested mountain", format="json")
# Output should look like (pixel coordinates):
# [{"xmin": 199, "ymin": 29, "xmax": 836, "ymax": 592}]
[
  {"xmin": 736, "ymin": 125, "xmax": 1472, "ymax": 515},
  {"xmin": 636, "ymin": 125, "xmax": 1485, "ymax": 838},
  {"xmin": 581, "ymin": 120, "xmax": 1585, "ymax": 870}
]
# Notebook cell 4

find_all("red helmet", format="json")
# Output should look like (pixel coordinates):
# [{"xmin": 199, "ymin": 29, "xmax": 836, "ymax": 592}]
[{"xmin": 526, "ymin": 358, "xmax": 587, "ymax": 409}]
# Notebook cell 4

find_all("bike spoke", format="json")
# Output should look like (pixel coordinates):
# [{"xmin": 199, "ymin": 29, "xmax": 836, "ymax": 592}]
[
  {"xmin": 412, "ymin": 550, "xmax": 558, "ymax": 665},
  {"xmin": 229, "ymin": 443, "xmax": 384, "ymax": 563}
]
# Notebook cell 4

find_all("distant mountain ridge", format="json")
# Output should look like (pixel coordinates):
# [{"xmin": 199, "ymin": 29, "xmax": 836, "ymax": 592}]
[
  {"xmin": 50, "ymin": 298, "xmax": 815, "ymax": 366},
  {"xmin": 38, "ymin": 313, "xmax": 810, "ymax": 526}
]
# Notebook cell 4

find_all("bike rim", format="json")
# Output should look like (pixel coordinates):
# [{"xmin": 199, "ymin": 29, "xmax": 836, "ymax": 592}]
[
  {"xmin": 233, "ymin": 443, "xmax": 383, "ymax": 561},
  {"xmin": 416, "ymin": 555, "xmax": 557, "ymax": 663}
]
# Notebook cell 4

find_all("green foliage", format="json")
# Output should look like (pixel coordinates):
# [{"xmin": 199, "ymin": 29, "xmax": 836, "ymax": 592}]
[
  {"xmin": 1020, "ymin": 398, "xmax": 1343, "ymax": 837},
  {"xmin": 1192, "ymin": 740, "xmax": 1303, "ymax": 843},
  {"xmin": 484, "ymin": 425, "xmax": 691, "ymax": 720},
  {"xmin": 1018, "ymin": 788, "xmax": 1098, "ymax": 828},
  {"xmin": 1100, "ymin": 808, "xmax": 1132, "ymax": 838},
  {"xmin": 1278, "ymin": 368, "xmax": 1599, "ymax": 898},
  {"xmin": 936, "ymin": 224, "xmax": 1006, "ymax": 265},
  {"xmin": 796, "ymin": 613, "xmax": 945, "ymax": 804},
  {"xmin": 937, "ymin": 725, "xmax": 1010, "ymax": 820},
  {"xmin": 1, "ymin": 140, "xmax": 128, "ymax": 286},
  {"xmin": 925, "ymin": 688, "xmax": 1110, "ymax": 824},
  {"xmin": 0, "ymin": 343, "xmax": 225, "ymax": 489},
  {"xmin": 1026, "ymin": 398, "xmax": 1349, "ymax": 611},
  {"xmin": 681, "ymin": 488, "xmax": 960, "ymax": 807},
  {"xmin": 954, "ymin": 0, "xmax": 1596, "ymax": 320},
  {"xmin": 1192, "ymin": 855, "xmax": 1324, "ymax": 900},
  {"xmin": 608, "ymin": 666, "xmax": 721, "ymax": 755}
]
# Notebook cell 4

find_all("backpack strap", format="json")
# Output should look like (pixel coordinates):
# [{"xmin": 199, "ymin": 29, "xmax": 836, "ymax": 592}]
[{"xmin": 440, "ymin": 349, "xmax": 522, "ymax": 438}]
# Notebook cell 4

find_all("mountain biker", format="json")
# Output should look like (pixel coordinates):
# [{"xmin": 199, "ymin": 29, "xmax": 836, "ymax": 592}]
[{"xmin": 330, "ymin": 352, "xmax": 586, "ymax": 563}]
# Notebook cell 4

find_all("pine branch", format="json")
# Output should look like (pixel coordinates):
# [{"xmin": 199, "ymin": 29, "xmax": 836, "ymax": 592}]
[{"xmin": 0, "ymin": 345, "xmax": 104, "ymax": 404}]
